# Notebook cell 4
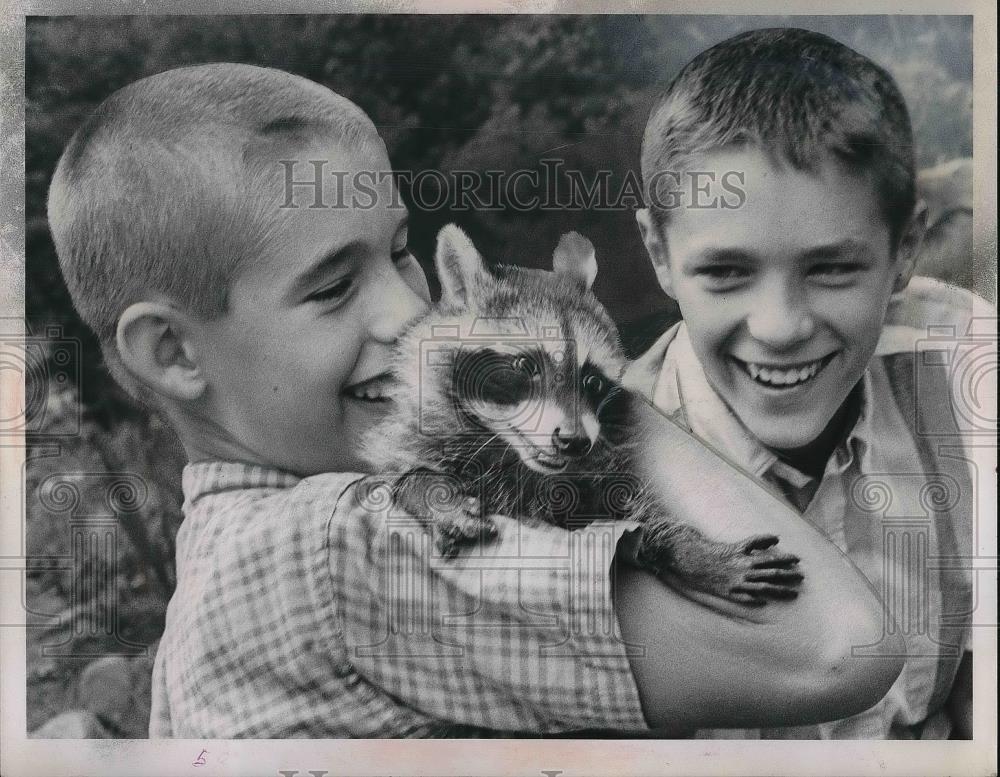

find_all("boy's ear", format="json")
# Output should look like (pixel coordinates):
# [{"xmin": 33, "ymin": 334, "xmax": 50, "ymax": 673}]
[
  {"xmin": 116, "ymin": 302, "xmax": 207, "ymax": 402},
  {"xmin": 434, "ymin": 224, "xmax": 485, "ymax": 308},
  {"xmin": 552, "ymin": 231, "xmax": 597, "ymax": 291},
  {"xmin": 892, "ymin": 200, "xmax": 929, "ymax": 294},
  {"xmin": 636, "ymin": 208, "xmax": 675, "ymax": 299}
]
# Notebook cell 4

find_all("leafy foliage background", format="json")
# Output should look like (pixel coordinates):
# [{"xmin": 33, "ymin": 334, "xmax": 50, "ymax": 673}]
[{"xmin": 24, "ymin": 15, "xmax": 972, "ymax": 735}]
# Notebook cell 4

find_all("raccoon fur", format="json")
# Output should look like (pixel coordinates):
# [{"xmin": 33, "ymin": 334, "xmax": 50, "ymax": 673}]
[{"xmin": 362, "ymin": 225, "xmax": 802, "ymax": 606}]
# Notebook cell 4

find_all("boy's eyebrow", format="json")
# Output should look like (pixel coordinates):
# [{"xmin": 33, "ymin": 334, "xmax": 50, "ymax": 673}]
[
  {"xmin": 687, "ymin": 247, "xmax": 757, "ymax": 265},
  {"xmin": 287, "ymin": 241, "xmax": 361, "ymax": 301},
  {"xmin": 800, "ymin": 239, "xmax": 868, "ymax": 259},
  {"xmin": 687, "ymin": 239, "xmax": 870, "ymax": 266}
]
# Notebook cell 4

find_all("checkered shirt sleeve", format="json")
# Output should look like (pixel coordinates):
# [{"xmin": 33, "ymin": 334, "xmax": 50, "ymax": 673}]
[
  {"xmin": 328, "ymin": 478, "xmax": 650, "ymax": 733},
  {"xmin": 150, "ymin": 463, "xmax": 648, "ymax": 737}
]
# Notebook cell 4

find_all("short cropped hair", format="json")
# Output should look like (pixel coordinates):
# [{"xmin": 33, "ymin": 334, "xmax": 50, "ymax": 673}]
[
  {"xmin": 641, "ymin": 28, "xmax": 915, "ymax": 246},
  {"xmin": 48, "ymin": 63, "xmax": 381, "ymax": 396}
]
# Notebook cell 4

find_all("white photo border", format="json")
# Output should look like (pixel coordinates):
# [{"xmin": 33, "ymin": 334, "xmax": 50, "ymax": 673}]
[{"xmin": 1, "ymin": 3, "xmax": 995, "ymax": 776}]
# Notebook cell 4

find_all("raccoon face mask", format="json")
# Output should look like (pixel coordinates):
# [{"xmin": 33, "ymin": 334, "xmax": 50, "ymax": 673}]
[{"xmin": 422, "ymin": 224, "xmax": 629, "ymax": 475}]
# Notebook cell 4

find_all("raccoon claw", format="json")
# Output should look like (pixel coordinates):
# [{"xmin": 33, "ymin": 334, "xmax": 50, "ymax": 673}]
[
  {"xmin": 728, "ymin": 553, "xmax": 802, "ymax": 604},
  {"xmin": 750, "ymin": 553, "xmax": 801, "ymax": 569},
  {"xmin": 741, "ymin": 534, "xmax": 799, "ymax": 568},
  {"xmin": 740, "ymin": 534, "xmax": 781, "ymax": 553},
  {"xmin": 745, "ymin": 567, "xmax": 804, "ymax": 583},
  {"xmin": 730, "ymin": 582, "xmax": 800, "ymax": 605},
  {"xmin": 465, "ymin": 515, "xmax": 499, "ymax": 538},
  {"xmin": 433, "ymin": 513, "xmax": 499, "ymax": 558}
]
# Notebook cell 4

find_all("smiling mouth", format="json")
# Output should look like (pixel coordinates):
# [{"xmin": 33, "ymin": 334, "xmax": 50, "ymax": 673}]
[
  {"xmin": 343, "ymin": 374, "xmax": 395, "ymax": 403},
  {"xmin": 731, "ymin": 353, "xmax": 837, "ymax": 390}
]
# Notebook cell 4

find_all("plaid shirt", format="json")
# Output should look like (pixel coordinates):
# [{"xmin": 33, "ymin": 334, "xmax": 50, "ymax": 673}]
[
  {"xmin": 624, "ymin": 277, "xmax": 984, "ymax": 739},
  {"xmin": 149, "ymin": 463, "xmax": 648, "ymax": 737}
]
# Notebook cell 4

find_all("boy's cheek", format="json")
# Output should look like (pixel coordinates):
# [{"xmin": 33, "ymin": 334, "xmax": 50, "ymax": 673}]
[{"xmin": 677, "ymin": 298, "xmax": 733, "ymax": 353}]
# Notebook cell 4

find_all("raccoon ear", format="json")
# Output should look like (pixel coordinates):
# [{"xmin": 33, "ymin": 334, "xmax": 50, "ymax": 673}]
[
  {"xmin": 435, "ymin": 224, "xmax": 485, "ymax": 307},
  {"xmin": 552, "ymin": 231, "xmax": 597, "ymax": 291}
]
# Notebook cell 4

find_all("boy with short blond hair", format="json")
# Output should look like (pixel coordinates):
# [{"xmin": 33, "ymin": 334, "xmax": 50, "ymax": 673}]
[
  {"xmin": 48, "ymin": 61, "xmax": 899, "ymax": 738},
  {"xmin": 631, "ymin": 27, "xmax": 979, "ymax": 739}
]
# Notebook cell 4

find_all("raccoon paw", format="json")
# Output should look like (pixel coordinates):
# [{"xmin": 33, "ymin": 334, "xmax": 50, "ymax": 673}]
[
  {"xmin": 433, "ymin": 510, "xmax": 500, "ymax": 558},
  {"xmin": 639, "ymin": 524, "xmax": 803, "ymax": 607},
  {"xmin": 722, "ymin": 534, "xmax": 803, "ymax": 606}
]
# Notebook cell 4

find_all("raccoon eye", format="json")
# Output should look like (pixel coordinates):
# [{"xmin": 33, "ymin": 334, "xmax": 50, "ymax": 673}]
[
  {"xmin": 583, "ymin": 373, "xmax": 606, "ymax": 397},
  {"xmin": 512, "ymin": 354, "xmax": 540, "ymax": 377}
]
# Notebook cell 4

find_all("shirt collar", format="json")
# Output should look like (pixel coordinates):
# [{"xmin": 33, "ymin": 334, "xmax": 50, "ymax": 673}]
[
  {"xmin": 622, "ymin": 322, "xmax": 678, "ymax": 398},
  {"xmin": 640, "ymin": 322, "xmax": 876, "ymax": 488},
  {"xmin": 182, "ymin": 461, "xmax": 302, "ymax": 504},
  {"xmin": 833, "ymin": 369, "xmax": 874, "ymax": 475}
]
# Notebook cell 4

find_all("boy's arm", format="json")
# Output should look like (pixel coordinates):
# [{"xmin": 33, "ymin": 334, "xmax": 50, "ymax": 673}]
[
  {"xmin": 616, "ymin": 396, "xmax": 905, "ymax": 729},
  {"xmin": 332, "ymin": 397, "xmax": 903, "ymax": 734}
]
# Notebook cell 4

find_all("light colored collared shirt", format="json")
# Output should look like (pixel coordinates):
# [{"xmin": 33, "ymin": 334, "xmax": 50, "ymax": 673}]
[
  {"xmin": 624, "ymin": 277, "xmax": 982, "ymax": 739},
  {"xmin": 149, "ymin": 463, "xmax": 647, "ymax": 737}
]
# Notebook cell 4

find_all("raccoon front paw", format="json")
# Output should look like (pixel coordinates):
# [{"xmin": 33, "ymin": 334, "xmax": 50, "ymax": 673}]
[
  {"xmin": 637, "ymin": 524, "xmax": 803, "ymax": 607},
  {"xmin": 433, "ymin": 504, "xmax": 499, "ymax": 559},
  {"xmin": 391, "ymin": 470, "xmax": 500, "ymax": 558},
  {"xmin": 723, "ymin": 534, "xmax": 803, "ymax": 606}
]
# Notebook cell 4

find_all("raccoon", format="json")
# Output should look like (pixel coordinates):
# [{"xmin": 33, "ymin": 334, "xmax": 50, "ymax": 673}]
[{"xmin": 362, "ymin": 224, "xmax": 802, "ymax": 606}]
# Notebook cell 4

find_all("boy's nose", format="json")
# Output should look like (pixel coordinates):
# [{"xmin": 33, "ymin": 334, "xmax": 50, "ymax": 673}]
[
  {"xmin": 368, "ymin": 268, "xmax": 431, "ymax": 343},
  {"xmin": 745, "ymin": 288, "xmax": 814, "ymax": 348}
]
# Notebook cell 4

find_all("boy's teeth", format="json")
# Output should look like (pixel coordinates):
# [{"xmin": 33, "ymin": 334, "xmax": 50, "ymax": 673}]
[
  {"xmin": 348, "ymin": 376, "xmax": 393, "ymax": 400},
  {"xmin": 743, "ymin": 358, "xmax": 826, "ymax": 388}
]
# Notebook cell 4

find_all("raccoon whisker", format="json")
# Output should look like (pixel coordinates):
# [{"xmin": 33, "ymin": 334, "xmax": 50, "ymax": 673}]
[
  {"xmin": 594, "ymin": 431, "xmax": 625, "ymax": 448},
  {"xmin": 478, "ymin": 456, "xmax": 505, "ymax": 486},
  {"xmin": 467, "ymin": 433, "xmax": 502, "ymax": 461}
]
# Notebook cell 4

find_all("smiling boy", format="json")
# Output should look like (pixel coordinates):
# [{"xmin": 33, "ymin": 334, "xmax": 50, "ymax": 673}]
[{"xmin": 630, "ymin": 28, "xmax": 976, "ymax": 738}]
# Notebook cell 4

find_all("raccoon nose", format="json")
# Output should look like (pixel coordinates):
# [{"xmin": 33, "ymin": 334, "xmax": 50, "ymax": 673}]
[{"xmin": 552, "ymin": 427, "xmax": 591, "ymax": 458}]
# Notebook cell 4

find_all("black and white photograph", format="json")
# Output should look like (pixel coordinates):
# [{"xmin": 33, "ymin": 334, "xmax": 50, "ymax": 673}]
[{"xmin": 0, "ymin": 3, "xmax": 996, "ymax": 776}]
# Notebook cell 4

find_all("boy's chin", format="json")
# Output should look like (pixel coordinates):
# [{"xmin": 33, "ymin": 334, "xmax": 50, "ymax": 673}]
[
  {"xmin": 738, "ymin": 409, "xmax": 835, "ymax": 454},
  {"xmin": 753, "ymin": 426, "xmax": 825, "ymax": 453}
]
